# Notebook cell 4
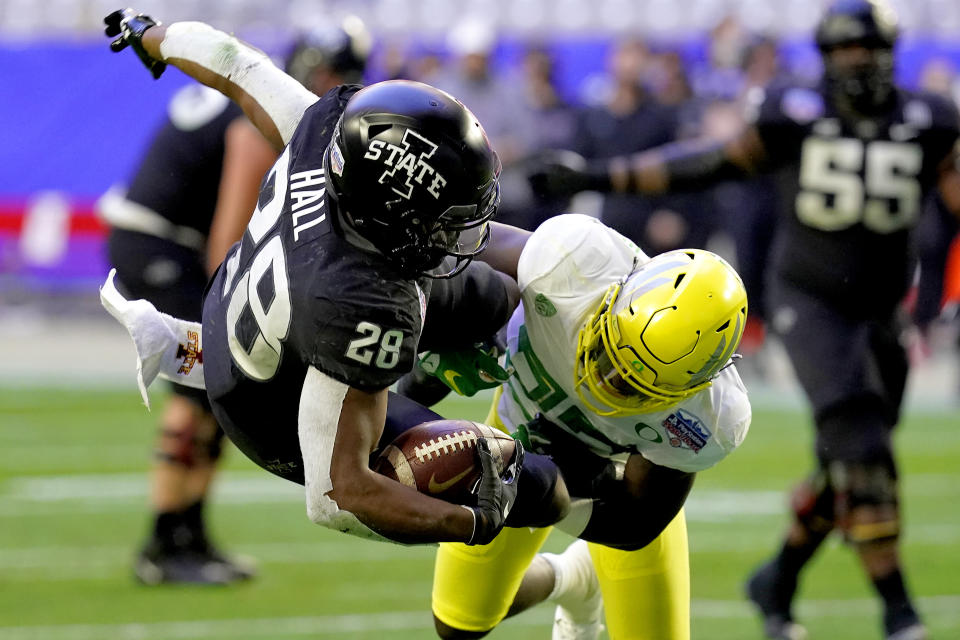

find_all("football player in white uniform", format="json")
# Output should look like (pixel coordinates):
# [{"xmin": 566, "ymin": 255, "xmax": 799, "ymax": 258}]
[{"xmin": 431, "ymin": 213, "xmax": 751, "ymax": 639}]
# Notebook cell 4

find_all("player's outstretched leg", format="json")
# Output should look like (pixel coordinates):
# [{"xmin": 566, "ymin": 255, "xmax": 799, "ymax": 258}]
[
  {"xmin": 542, "ymin": 539, "xmax": 604, "ymax": 640},
  {"xmin": 746, "ymin": 557, "xmax": 808, "ymax": 640},
  {"xmin": 134, "ymin": 393, "xmax": 255, "ymax": 585}
]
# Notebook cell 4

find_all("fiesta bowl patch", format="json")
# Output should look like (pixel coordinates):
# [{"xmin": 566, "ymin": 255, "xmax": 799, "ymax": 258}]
[{"xmin": 662, "ymin": 409, "xmax": 711, "ymax": 453}]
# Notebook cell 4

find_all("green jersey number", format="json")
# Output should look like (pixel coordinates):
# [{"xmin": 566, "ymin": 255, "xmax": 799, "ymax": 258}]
[{"xmin": 507, "ymin": 325, "xmax": 632, "ymax": 454}]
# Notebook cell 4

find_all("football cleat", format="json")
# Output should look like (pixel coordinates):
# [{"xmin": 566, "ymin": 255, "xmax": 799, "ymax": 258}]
[
  {"xmin": 746, "ymin": 560, "xmax": 807, "ymax": 640},
  {"xmin": 543, "ymin": 540, "xmax": 604, "ymax": 640},
  {"xmin": 134, "ymin": 547, "xmax": 256, "ymax": 586},
  {"xmin": 886, "ymin": 622, "xmax": 928, "ymax": 640}
]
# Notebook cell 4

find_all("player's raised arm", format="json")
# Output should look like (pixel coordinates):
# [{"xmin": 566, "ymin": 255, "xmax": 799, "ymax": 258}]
[
  {"xmin": 529, "ymin": 123, "xmax": 768, "ymax": 199},
  {"xmin": 104, "ymin": 8, "xmax": 317, "ymax": 151}
]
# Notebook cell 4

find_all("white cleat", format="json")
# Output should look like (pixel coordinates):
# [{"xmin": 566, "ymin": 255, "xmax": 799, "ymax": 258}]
[
  {"xmin": 887, "ymin": 623, "xmax": 928, "ymax": 640},
  {"xmin": 544, "ymin": 539, "xmax": 604, "ymax": 640}
]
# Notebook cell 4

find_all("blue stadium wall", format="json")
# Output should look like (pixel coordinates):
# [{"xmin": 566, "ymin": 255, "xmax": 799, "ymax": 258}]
[{"xmin": 1, "ymin": 37, "xmax": 959, "ymax": 292}]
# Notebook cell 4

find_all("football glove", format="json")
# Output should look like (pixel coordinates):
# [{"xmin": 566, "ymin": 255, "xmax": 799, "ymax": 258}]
[
  {"xmin": 104, "ymin": 8, "xmax": 166, "ymax": 79},
  {"xmin": 467, "ymin": 437, "xmax": 523, "ymax": 546},
  {"xmin": 527, "ymin": 149, "xmax": 610, "ymax": 200},
  {"xmin": 417, "ymin": 339, "xmax": 513, "ymax": 397}
]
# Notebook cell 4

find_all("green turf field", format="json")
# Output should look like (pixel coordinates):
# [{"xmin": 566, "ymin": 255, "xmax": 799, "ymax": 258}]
[{"xmin": 2, "ymin": 387, "xmax": 958, "ymax": 639}]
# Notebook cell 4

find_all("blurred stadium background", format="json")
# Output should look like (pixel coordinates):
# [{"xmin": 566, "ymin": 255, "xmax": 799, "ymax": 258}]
[{"xmin": 2, "ymin": 0, "xmax": 960, "ymax": 638}]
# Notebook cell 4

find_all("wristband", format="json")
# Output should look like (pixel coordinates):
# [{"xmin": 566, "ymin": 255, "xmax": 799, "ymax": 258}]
[{"xmin": 462, "ymin": 505, "xmax": 479, "ymax": 545}]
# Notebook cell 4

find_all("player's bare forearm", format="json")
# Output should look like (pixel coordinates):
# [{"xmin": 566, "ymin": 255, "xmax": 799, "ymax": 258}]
[
  {"xmin": 327, "ymin": 387, "xmax": 477, "ymax": 544},
  {"xmin": 617, "ymin": 129, "xmax": 763, "ymax": 194},
  {"xmin": 579, "ymin": 455, "xmax": 695, "ymax": 550},
  {"xmin": 207, "ymin": 119, "xmax": 278, "ymax": 274},
  {"xmin": 480, "ymin": 222, "xmax": 531, "ymax": 281},
  {"xmin": 329, "ymin": 469, "xmax": 477, "ymax": 544}
]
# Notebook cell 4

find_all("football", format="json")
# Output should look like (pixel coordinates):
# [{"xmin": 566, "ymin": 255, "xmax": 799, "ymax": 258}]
[{"xmin": 372, "ymin": 419, "xmax": 517, "ymax": 505}]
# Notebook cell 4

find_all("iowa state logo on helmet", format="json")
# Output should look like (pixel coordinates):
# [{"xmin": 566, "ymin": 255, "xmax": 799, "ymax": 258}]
[{"xmin": 363, "ymin": 129, "xmax": 448, "ymax": 200}]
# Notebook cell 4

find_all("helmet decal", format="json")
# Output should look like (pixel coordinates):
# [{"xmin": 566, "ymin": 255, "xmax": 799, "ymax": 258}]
[
  {"xmin": 329, "ymin": 141, "xmax": 345, "ymax": 177},
  {"xmin": 325, "ymin": 80, "xmax": 500, "ymax": 279},
  {"xmin": 364, "ymin": 129, "xmax": 447, "ymax": 200}
]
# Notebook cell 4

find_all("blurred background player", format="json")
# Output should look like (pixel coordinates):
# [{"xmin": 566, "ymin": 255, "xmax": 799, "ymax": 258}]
[
  {"xmin": 97, "ymin": 17, "xmax": 372, "ymax": 584},
  {"xmin": 529, "ymin": 2, "xmax": 960, "ymax": 638},
  {"xmin": 413, "ymin": 214, "xmax": 750, "ymax": 640}
]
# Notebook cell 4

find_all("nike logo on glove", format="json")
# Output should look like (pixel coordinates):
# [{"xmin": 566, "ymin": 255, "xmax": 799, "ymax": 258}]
[{"xmin": 428, "ymin": 466, "xmax": 474, "ymax": 494}]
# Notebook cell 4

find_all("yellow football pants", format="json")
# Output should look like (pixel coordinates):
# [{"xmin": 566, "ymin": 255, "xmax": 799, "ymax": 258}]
[{"xmin": 431, "ymin": 391, "xmax": 691, "ymax": 639}]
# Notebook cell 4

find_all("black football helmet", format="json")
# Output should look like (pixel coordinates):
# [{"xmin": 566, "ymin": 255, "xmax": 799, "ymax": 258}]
[
  {"xmin": 323, "ymin": 80, "xmax": 501, "ymax": 279},
  {"xmin": 285, "ymin": 17, "xmax": 372, "ymax": 88},
  {"xmin": 815, "ymin": 0, "xmax": 898, "ymax": 115}
]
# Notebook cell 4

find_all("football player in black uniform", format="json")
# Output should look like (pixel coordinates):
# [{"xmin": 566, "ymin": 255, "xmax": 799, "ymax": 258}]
[
  {"xmin": 528, "ymin": 2, "xmax": 960, "ymax": 638},
  {"xmin": 103, "ymin": 9, "xmax": 565, "ymax": 549},
  {"xmin": 99, "ymin": 20, "xmax": 373, "ymax": 585}
]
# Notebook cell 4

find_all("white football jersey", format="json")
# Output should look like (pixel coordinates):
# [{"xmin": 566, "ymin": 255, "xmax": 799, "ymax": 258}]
[{"xmin": 497, "ymin": 214, "xmax": 751, "ymax": 473}]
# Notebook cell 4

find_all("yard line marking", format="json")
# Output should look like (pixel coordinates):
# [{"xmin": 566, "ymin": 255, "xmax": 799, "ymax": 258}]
[
  {"xmin": 1, "ymin": 474, "xmax": 957, "ymax": 520},
  {"xmin": 3, "ymin": 522, "xmax": 959, "ymax": 577},
  {"xmin": 2, "ymin": 597, "xmax": 959, "ymax": 639}
]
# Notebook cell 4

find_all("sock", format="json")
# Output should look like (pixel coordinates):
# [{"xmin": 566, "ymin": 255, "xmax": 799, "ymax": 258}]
[
  {"xmin": 540, "ymin": 541, "xmax": 600, "ymax": 624},
  {"xmin": 145, "ymin": 510, "xmax": 188, "ymax": 554},
  {"xmin": 767, "ymin": 533, "xmax": 826, "ymax": 611},
  {"xmin": 873, "ymin": 569, "xmax": 919, "ymax": 632},
  {"xmin": 183, "ymin": 499, "xmax": 211, "ymax": 551},
  {"xmin": 541, "ymin": 552, "xmax": 570, "ymax": 601}
]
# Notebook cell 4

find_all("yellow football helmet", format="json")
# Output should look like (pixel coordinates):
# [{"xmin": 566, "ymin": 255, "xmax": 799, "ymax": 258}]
[{"xmin": 575, "ymin": 249, "xmax": 747, "ymax": 416}]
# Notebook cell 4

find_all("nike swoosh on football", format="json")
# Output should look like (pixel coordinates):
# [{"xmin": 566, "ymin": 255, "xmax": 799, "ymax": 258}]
[{"xmin": 428, "ymin": 465, "xmax": 475, "ymax": 494}]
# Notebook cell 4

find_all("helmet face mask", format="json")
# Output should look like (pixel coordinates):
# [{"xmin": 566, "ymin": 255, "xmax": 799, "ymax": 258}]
[
  {"xmin": 815, "ymin": 0, "xmax": 898, "ymax": 116},
  {"xmin": 575, "ymin": 250, "xmax": 748, "ymax": 417},
  {"xmin": 324, "ymin": 80, "xmax": 502, "ymax": 279}
]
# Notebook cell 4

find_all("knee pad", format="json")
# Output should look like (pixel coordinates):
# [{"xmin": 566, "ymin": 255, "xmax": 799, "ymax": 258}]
[
  {"xmin": 155, "ymin": 409, "xmax": 221, "ymax": 468},
  {"xmin": 790, "ymin": 470, "xmax": 835, "ymax": 534},
  {"xmin": 827, "ymin": 460, "xmax": 900, "ymax": 546}
]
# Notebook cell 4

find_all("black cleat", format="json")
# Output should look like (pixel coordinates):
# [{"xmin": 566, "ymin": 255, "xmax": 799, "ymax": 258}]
[
  {"xmin": 886, "ymin": 623, "xmax": 927, "ymax": 640},
  {"xmin": 885, "ymin": 608, "xmax": 927, "ymax": 640},
  {"xmin": 746, "ymin": 560, "xmax": 807, "ymax": 640},
  {"xmin": 134, "ymin": 547, "xmax": 257, "ymax": 586}
]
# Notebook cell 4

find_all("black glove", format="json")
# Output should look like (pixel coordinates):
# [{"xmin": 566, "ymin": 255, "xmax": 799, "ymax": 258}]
[
  {"xmin": 104, "ymin": 8, "xmax": 167, "ymax": 79},
  {"xmin": 527, "ymin": 149, "xmax": 610, "ymax": 200},
  {"xmin": 466, "ymin": 437, "xmax": 523, "ymax": 546}
]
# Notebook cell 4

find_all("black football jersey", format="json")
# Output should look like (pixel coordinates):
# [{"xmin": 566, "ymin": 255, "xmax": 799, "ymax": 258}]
[
  {"xmin": 126, "ymin": 84, "xmax": 244, "ymax": 235},
  {"xmin": 201, "ymin": 85, "xmax": 431, "ymax": 478},
  {"xmin": 753, "ymin": 84, "xmax": 959, "ymax": 315}
]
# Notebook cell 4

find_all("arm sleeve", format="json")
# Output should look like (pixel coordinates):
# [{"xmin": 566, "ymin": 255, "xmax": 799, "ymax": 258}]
[
  {"xmin": 418, "ymin": 261, "xmax": 513, "ymax": 351},
  {"xmin": 297, "ymin": 366, "xmax": 392, "ymax": 542},
  {"xmin": 159, "ymin": 22, "xmax": 318, "ymax": 145}
]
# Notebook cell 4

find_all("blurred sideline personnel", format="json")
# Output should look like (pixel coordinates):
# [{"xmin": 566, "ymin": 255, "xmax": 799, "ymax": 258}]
[
  {"xmin": 530, "ymin": 2, "xmax": 960, "ymax": 638},
  {"xmin": 98, "ymin": 19, "xmax": 373, "ymax": 585},
  {"xmin": 101, "ymin": 9, "xmax": 568, "ymax": 548},
  {"xmin": 422, "ymin": 214, "xmax": 750, "ymax": 639}
]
